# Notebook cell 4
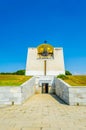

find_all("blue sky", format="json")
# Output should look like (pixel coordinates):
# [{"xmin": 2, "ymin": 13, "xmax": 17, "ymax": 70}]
[{"xmin": 0, "ymin": 0, "xmax": 86, "ymax": 74}]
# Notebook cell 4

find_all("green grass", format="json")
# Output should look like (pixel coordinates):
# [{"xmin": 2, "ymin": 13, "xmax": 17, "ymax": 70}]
[
  {"xmin": 0, "ymin": 75, "xmax": 32, "ymax": 86},
  {"xmin": 58, "ymin": 75, "xmax": 86, "ymax": 86}
]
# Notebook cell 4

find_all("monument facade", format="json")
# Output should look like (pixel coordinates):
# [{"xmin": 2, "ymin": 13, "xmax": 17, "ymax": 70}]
[{"xmin": 26, "ymin": 43, "xmax": 65, "ymax": 76}]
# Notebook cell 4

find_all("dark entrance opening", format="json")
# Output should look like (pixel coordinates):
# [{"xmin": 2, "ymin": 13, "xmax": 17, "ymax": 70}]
[{"xmin": 42, "ymin": 83, "xmax": 49, "ymax": 93}]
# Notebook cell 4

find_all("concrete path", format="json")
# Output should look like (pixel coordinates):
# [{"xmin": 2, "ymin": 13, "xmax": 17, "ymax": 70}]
[{"xmin": 0, "ymin": 94, "xmax": 86, "ymax": 130}]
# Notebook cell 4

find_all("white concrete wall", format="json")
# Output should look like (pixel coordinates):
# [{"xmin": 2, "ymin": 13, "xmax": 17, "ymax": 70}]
[
  {"xmin": 21, "ymin": 77, "xmax": 35, "ymax": 103},
  {"xmin": 0, "ymin": 87, "xmax": 22, "ymax": 105},
  {"xmin": 55, "ymin": 78, "xmax": 70, "ymax": 104},
  {"xmin": 55, "ymin": 78, "xmax": 86, "ymax": 105},
  {"xmin": 0, "ymin": 77, "xmax": 35, "ymax": 105},
  {"xmin": 38, "ymin": 76, "xmax": 55, "ymax": 94},
  {"xmin": 26, "ymin": 48, "xmax": 65, "ymax": 76},
  {"xmin": 39, "ymin": 76, "xmax": 54, "ymax": 86},
  {"xmin": 69, "ymin": 87, "xmax": 86, "ymax": 105}
]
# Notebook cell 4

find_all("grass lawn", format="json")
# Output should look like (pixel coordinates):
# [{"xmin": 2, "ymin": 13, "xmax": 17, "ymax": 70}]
[
  {"xmin": 0, "ymin": 75, "xmax": 32, "ymax": 86},
  {"xmin": 62, "ymin": 75, "xmax": 86, "ymax": 86}
]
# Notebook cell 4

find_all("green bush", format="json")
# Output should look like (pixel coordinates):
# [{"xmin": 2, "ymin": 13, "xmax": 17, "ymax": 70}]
[
  {"xmin": 65, "ymin": 70, "xmax": 72, "ymax": 75},
  {"xmin": 57, "ymin": 74, "xmax": 68, "ymax": 80},
  {"xmin": 13, "ymin": 70, "xmax": 25, "ymax": 75}
]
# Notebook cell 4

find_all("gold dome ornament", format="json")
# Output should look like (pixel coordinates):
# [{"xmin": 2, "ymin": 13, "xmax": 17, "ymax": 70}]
[{"xmin": 37, "ymin": 43, "xmax": 54, "ymax": 59}]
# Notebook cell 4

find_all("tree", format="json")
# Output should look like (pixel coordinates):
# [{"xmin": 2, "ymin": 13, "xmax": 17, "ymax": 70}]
[
  {"xmin": 65, "ymin": 70, "xmax": 72, "ymax": 75},
  {"xmin": 14, "ymin": 70, "xmax": 25, "ymax": 75}
]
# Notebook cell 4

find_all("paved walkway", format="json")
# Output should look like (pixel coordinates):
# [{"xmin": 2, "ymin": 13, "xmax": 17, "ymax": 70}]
[{"xmin": 0, "ymin": 94, "xmax": 86, "ymax": 130}]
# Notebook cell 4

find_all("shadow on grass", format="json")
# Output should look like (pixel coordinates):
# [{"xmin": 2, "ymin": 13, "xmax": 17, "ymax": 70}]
[{"xmin": 50, "ymin": 94, "xmax": 68, "ymax": 105}]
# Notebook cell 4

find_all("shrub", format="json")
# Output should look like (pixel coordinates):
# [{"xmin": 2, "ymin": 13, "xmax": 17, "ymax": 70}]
[
  {"xmin": 65, "ymin": 70, "xmax": 72, "ymax": 75},
  {"xmin": 13, "ymin": 70, "xmax": 25, "ymax": 75},
  {"xmin": 57, "ymin": 74, "xmax": 68, "ymax": 80}
]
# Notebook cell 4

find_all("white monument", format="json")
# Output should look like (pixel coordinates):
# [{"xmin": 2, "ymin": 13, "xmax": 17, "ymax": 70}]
[{"xmin": 26, "ymin": 43, "xmax": 65, "ymax": 76}]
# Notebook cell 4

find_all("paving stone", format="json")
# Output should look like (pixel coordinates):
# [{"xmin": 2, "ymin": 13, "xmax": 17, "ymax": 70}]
[
  {"xmin": 0, "ymin": 94, "xmax": 86, "ymax": 130},
  {"xmin": 22, "ymin": 128, "xmax": 41, "ymax": 130},
  {"xmin": 0, "ymin": 126, "xmax": 20, "ymax": 130},
  {"xmin": 42, "ymin": 127, "xmax": 61, "ymax": 130}
]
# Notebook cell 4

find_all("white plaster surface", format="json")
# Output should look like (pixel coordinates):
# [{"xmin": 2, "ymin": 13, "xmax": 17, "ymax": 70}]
[{"xmin": 26, "ymin": 48, "xmax": 65, "ymax": 76}]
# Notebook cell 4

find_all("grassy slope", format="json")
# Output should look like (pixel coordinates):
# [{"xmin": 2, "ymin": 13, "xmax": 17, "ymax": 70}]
[
  {"xmin": 63, "ymin": 75, "xmax": 86, "ymax": 86},
  {"xmin": 0, "ymin": 75, "xmax": 32, "ymax": 86}
]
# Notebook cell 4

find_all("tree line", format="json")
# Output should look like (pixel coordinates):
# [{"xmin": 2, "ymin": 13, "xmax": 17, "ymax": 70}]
[
  {"xmin": 0, "ymin": 70, "xmax": 25, "ymax": 75},
  {"xmin": 0, "ymin": 70, "xmax": 72, "ymax": 76}
]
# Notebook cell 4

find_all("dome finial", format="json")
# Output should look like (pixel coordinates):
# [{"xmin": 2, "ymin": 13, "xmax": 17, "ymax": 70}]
[{"xmin": 44, "ymin": 40, "xmax": 47, "ymax": 43}]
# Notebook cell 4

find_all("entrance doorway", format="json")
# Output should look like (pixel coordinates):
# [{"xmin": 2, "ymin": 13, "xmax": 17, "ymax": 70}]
[{"xmin": 42, "ymin": 83, "xmax": 49, "ymax": 93}]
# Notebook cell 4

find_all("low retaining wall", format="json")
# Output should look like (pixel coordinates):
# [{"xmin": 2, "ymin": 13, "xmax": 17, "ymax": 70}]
[
  {"xmin": 55, "ymin": 78, "xmax": 70, "ymax": 104},
  {"xmin": 55, "ymin": 78, "xmax": 86, "ymax": 105},
  {"xmin": 0, "ymin": 77, "xmax": 35, "ymax": 105},
  {"xmin": 0, "ymin": 87, "xmax": 21, "ymax": 105},
  {"xmin": 69, "ymin": 87, "xmax": 86, "ymax": 105},
  {"xmin": 21, "ymin": 77, "xmax": 35, "ymax": 103}
]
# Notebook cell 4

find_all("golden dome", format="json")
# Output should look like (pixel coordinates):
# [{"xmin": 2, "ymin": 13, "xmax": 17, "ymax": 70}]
[{"xmin": 37, "ymin": 43, "xmax": 54, "ymax": 55}]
